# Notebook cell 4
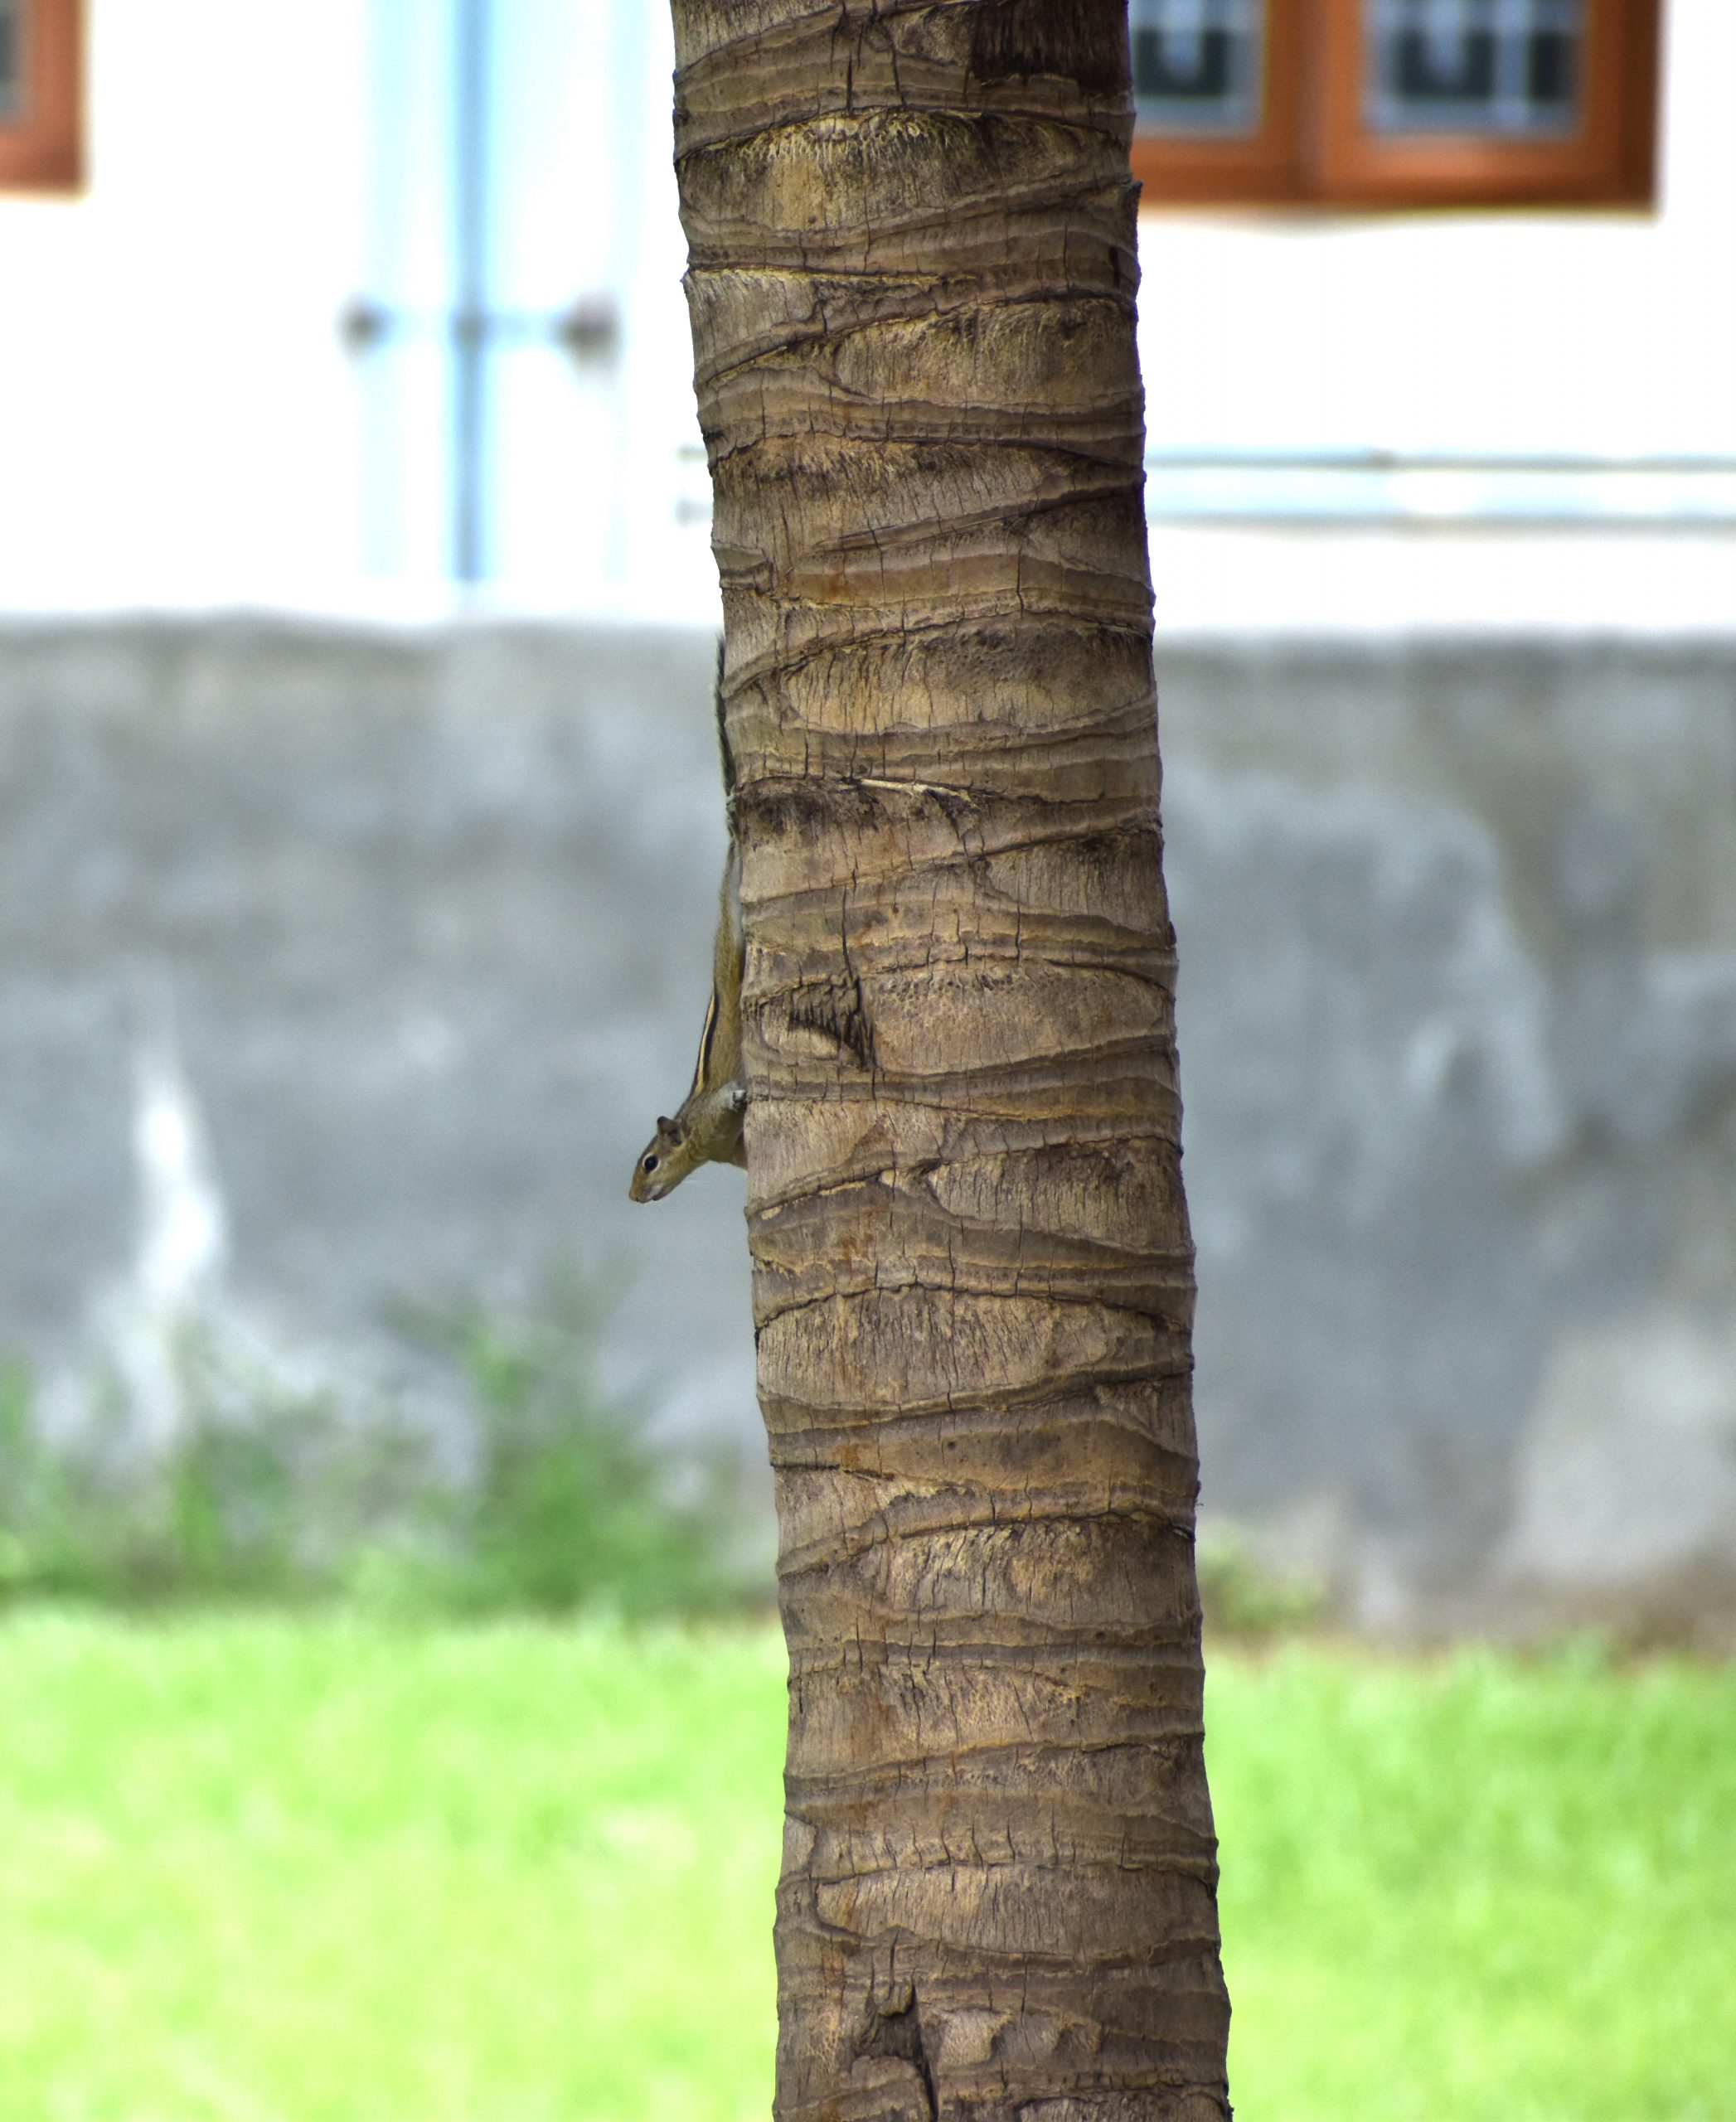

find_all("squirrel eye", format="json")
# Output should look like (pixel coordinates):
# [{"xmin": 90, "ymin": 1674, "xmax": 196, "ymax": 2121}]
[{"xmin": 642, "ymin": 1154, "xmax": 659, "ymax": 1172}]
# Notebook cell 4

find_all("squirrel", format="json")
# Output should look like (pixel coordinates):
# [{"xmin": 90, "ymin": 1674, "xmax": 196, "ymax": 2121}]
[{"xmin": 628, "ymin": 648, "xmax": 747, "ymax": 1203}]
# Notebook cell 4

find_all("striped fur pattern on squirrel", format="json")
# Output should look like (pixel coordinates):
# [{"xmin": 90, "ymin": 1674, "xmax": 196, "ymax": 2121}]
[{"xmin": 628, "ymin": 652, "xmax": 746, "ymax": 1202}]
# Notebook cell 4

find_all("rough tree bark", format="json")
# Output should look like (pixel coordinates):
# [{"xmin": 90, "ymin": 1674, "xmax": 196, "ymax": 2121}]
[{"xmin": 672, "ymin": 3, "xmax": 1231, "ymax": 2115}]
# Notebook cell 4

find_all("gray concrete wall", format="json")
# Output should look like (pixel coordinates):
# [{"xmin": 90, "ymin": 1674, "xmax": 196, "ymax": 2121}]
[
  {"xmin": 3, "ymin": 617, "xmax": 1734, "ymax": 1632},
  {"xmin": 1157, "ymin": 639, "xmax": 1736, "ymax": 1632},
  {"xmin": 0, "ymin": 618, "xmax": 751, "ymax": 1442}
]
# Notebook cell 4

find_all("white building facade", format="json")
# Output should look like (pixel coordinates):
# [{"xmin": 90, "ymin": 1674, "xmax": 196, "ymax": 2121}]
[{"xmin": 0, "ymin": 0, "xmax": 1733, "ymax": 627}]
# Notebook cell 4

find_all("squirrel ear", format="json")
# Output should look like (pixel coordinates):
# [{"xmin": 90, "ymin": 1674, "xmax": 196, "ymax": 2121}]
[{"xmin": 656, "ymin": 1116, "xmax": 674, "ymax": 1132}]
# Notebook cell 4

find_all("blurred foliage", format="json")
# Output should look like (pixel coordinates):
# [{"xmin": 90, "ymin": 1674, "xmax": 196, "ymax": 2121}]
[
  {"xmin": 1196, "ymin": 1519, "xmax": 1328, "ymax": 1640},
  {"xmin": 2, "ymin": 1330, "xmax": 1321, "ymax": 1634},
  {"xmin": 390, "ymin": 1286, "xmax": 748, "ymax": 1619},
  {"xmin": 0, "ymin": 1281, "xmax": 754, "ymax": 1617}
]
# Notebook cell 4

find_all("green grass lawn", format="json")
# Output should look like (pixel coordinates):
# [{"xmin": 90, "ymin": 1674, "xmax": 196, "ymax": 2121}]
[{"xmin": 0, "ymin": 1616, "xmax": 1730, "ymax": 2122}]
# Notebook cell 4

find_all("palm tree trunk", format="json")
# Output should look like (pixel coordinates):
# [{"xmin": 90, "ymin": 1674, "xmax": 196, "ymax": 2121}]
[{"xmin": 672, "ymin": 4, "xmax": 1231, "ymax": 2115}]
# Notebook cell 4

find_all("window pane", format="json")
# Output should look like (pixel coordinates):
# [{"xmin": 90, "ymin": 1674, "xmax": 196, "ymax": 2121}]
[
  {"xmin": 1365, "ymin": 0, "xmax": 1583, "ymax": 136},
  {"xmin": 1132, "ymin": 0, "xmax": 1266, "ymax": 137},
  {"xmin": 0, "ymin": 0, "xmax": 22, "ymax": 123}
]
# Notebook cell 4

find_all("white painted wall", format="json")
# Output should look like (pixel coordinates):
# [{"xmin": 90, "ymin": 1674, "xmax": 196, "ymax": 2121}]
[
  {"xmin": 1136, "ymin": 0, "xmax": 1736, "ymax": 463},
  {"xmin": 0, "ymin": 0, "xmax": 1730, "ymax": 625},
  {"xmin": 0, "ymin": 0, "xmax": 370, "ymax": 604}
]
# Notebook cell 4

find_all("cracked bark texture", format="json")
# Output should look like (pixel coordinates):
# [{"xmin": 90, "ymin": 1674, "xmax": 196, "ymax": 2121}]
[{"xmin": 670, "ymin": 3, "xmax": 1231, "ymax": 2115}]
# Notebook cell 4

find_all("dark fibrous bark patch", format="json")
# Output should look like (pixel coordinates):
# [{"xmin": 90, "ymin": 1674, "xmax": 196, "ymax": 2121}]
[
  {"xmin": 967, "ymin": 0, "xmax": 1132, "ymax": 99},
  {"xmin": 853, "ymin": 1985, "xmax": 939, "ymax": 2122},
  {"xmin": 779, "ymin": 970, "xmax": 875, "ymax": 1073}
]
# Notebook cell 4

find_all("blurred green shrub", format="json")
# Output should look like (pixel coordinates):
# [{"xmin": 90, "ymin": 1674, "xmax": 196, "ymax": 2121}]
[
  {"xmin": 0, "ymin": 1339, "xmax": 429, "ymax": 1605},
  {"xmin": 392, "ymin": 1286, "xmax": 747, "ymax": 1619},
  {"xmin": 1196, "ymin": 1520, "xmax": 1327, "ymax": 1640},
  {"xmin": 0, "ymin": 1281, "xmax": 754, "ymax": 1618}
]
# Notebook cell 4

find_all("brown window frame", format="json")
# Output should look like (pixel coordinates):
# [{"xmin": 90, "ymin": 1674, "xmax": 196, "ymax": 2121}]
[
  {"xmin": 1130, "ymin": 0, "xmax": 1660, "ymax": 211},
  {"xmin": 0, "ymin": 0, "xmax": 82, "ymax": 193}
]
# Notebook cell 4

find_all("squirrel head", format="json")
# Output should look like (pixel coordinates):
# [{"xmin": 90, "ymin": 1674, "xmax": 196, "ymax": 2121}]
[{"xmin": 628, "ymin": 1112, "xmax": 697, "ymax": 1204}]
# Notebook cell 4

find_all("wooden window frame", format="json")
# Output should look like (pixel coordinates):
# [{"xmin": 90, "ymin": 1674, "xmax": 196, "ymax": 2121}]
[
  {"xmin": 1130, "ymin": 1, "xmax": 1317, "ymax": 206},
  {"xmin": 0, "ymin": 0, "xmax": 82, "ymax": 192},
  {"xmin": 1130, "ymin": 0, "xmax": 1660, "ymax": 211}
]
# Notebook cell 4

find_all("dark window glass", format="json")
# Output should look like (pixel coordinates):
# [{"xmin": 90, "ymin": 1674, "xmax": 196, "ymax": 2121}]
[
  {"xmin": 0, "ymin": 0, "xmax": 22, "ymax": 123},
  {"xmin": 1367, "ymin": 0, "xmax": 1583, "ymax": 136},
  {"xmin": 1526, "ymin": 30, "xmax": 1574, "ymax": 106},
  {"xmin": 1132, "ymin": 0, "xmax": 1265, "ymax": 137},
  {"xmin": 1395, "ymin": 27, "xmax": 1496, "ymax": 102}
]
